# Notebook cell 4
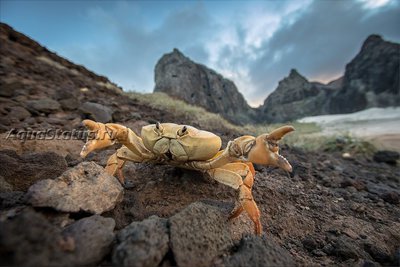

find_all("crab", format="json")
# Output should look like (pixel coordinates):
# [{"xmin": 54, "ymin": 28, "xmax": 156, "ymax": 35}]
[{"xmin": 80, "ymin": 120, "xmax": 294, "ymax": 235}]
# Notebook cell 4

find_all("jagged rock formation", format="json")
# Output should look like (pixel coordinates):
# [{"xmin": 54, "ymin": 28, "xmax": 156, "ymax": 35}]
[
  {"xmin": 260, "ymin": 35, "xmax": 399, "ymax": 122},
  {"xmin": 154, "ymin": 49, "xmax": 256, "ymax": 124},
  {"xmin": 258, "ymin": 69, "xmax": 335, "ymax": 122},
  {"xmin": 329, "ymin": 35, "xmax": 400, "ymax": 113}
]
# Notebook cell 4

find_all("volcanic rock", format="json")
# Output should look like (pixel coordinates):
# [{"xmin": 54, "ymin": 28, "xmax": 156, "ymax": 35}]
[
  {"xmin": 373, "ymin": 150, "xmax": 399, "ymax": 165},
  {"xmin": 169, "ymin": 202, "xmax": 233, "ymax": 267},
  {"xmin": 79, "ymin": 101, "xmax": 113, "ymax": 123},
  {"xmin": 0, "ymin": 150, "xmax": 68, "ymax": 191},
  {"xmin": 27, "ymin": 161, "xmax": 123, "ymax": 214},
  {"xmin": 0, "ymin": 209, "xmax": 115, "ymax": 266},
  {"xmin": 112, "ymin": 216, "xmax": 169, "ymax": 267},
  {"xmin": 62, "ymin": 215, "xmax": 116, "ymax": 266},
  {"xmin": 27, "ymin": 98, "xmax": 61, "ymax": 114},
  {"xmin": 222, "ymin": 235, "xmax": 295, "ymax": 267},
  {"xmin": 154, "ymin": 48, "xmax": 255, "ymax": 124}
]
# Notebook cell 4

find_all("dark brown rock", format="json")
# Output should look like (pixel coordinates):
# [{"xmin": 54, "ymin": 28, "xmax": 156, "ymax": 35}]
[
  {"xmin": 0, "ymin": 150, "xmax": 68, "ymax": 191},
  {"xmin": 0, "ymin": 209, "xmax": 115, "ymax": 266},
  {"xmin": 154, "ymin": 49, "xmax": 255, "ymax": 124},
  {"xmin": 27, "ymin": 98, "xmax": 61, "ymax": 114},
  {"xmin": 112, "ymin": 216, "xmax": 169, "ymax": 267},
  {"xmin": 222, "ymin": 235, "xmax": 295, "ymax": 267},
  {"xmin": 169, "ymin": 202, "xmax": 233, "ymax": 267},
  {"xmin": 80, "ymin": 101, "xmax": 113, "ymax": 123},
  {"xmin": 373, "ymin": 150, "xmax": 399, "ymax": 165}
]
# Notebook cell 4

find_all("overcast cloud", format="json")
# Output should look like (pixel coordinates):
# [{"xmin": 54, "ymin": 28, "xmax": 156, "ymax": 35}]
[{"xmin": 1, "ymin": 0, "xmax": 399, "ymax": 106}]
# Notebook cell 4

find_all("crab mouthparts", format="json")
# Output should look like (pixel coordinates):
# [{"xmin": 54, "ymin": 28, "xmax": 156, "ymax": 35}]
[
  {"xmin": 164, "ymin": 151, "xmax": 173, "ymax": 160},
  {"xmin": 277, "ymin": 154, "xmax": 292, "ymax": 172}
]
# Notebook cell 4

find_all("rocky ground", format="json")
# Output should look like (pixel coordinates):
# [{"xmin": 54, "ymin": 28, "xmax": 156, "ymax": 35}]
[{"xmin": 1, "ymin": 23, "xmax": 400, "ymax": 267}]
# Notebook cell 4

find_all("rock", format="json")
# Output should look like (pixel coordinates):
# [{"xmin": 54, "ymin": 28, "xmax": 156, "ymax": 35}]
[
  {"xmin": 59, "ymin": 98, "xmax": 79, "ymax": 110},
  {"xmin": 0, "ymin": 191, "xmax": 25, "ymax": 209},
  {"xmin": 7, "ymin": 106, "xmax": 31, "ymax": 121},
  {"xmin": 0, "ymin": 175, "xmax": 13, "ymax": 192},
  {"xmin": 62, "ymin": 215, "xmax": 116, "ymax": 266},
  {"xmin": 222, "ymin": 235, "xmax": 294, "ymax": 267},
  {"xmin": 373, "ymin": 150, "xmax": 399, "ymax": 165},
  {"xmin": 112, "ymin": 215, "xmax": 169, "ymax": 267},
  {"xmin": 329, "ymin": 35, "xmax": 400, "ymax": 113},
  {"xmin": 363, "ymin": 240, "xmax": 393, "ymax": 264},
  {"xmin": 326, "ymin": 236, "xmax": 367, "ymax": 260},
  {"xmin": 0, "ymin": 209, "xmax": 67, "ymax": 266},
  {"xmin": 112, "ymin": 110, "xmax": 142, "ymax": 122},
  {"xmin": 27, "ymin": 97, "xmax": 61, "ymax": 114},
  {"xmin": 154, "ymin": 49, "xmax": 255, "ymax": 125},
  {"xmin": 0, "ymin": 150, "xmax": 68, "ymax": 191},
  {"xmin": 259, "ymin": 69, "xmax": 334, "ymax": 122},
  {"xmin": 380, "ymin": 191, "xmax": 399, "ymax": 204},
  {"xmin": 27, "ymin": 161, "xmax": 123, "ymax": 214},
  {"xmin": 80, "ymin": 101, "xmax": 113, "ymax": 123},
  {"xmin": 0, "ymin": 209, "xmax": 115, "ymax": 266},
  {"xmin": 169, "ymin": 202, "xmax": 233, "ymax": 267}
]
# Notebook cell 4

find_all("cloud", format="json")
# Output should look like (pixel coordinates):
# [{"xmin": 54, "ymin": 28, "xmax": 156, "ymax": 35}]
[
  {"xmin": 54, "ymin": 0, "xmax": 399, "ymax": 107},
  {"xmin": 247, "ymin": 0, "xmax": 400, "ymax": 105}
]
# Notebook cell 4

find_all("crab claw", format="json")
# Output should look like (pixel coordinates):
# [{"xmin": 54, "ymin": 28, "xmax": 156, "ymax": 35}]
[
  {"xmin": 80, "ymin": 120, "xmax": 116, "ymax": 158},
  {"xmin": 267, "ymin": 125, "xmax": 295, "ymax": 141},
  {"xmin": 246, "ymin": 125, "xmax": 294, "ymax": 172}
]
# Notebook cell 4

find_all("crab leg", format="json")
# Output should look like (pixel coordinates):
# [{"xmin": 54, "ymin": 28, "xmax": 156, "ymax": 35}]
[
  {"xmin": 207, "ymin": 162, "xmax": 262, "ymax": 235},
  {"xmin": 80, "ymin": 120, "xmax": 154, "ymax": 160}
]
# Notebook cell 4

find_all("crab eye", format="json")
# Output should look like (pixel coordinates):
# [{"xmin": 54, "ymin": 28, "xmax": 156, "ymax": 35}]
[
  {"xmin": 178, "ymin": 126, "xmax": 188, "ymax": 136},
  {"xmin": 243, "ymin": 140, "xmax": 255, "ymax": 155},
  {"xmin": 155, "ymin": 122, "xmax": 164, "ymax": 135}
]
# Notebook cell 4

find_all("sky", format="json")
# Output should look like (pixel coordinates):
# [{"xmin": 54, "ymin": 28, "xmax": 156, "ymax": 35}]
[{"xmin": 1, "ymin": 0, "xmax": 399, "ymax": 107}]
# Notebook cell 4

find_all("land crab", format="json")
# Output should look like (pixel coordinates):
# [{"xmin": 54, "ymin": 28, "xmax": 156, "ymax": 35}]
[{"xmin": 80, "ymin": 119, "xmax": 294, "ymax": 235}]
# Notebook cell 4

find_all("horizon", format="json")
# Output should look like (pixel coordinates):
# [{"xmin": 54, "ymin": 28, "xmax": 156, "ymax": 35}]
[{"xmin": 1, "ymin": 0, "xmax": 399, "ymax": 107}]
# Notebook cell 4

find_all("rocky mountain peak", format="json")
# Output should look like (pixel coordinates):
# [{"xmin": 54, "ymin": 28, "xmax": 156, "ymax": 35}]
[
  {"xmin": 288, "ymin": 68, "xmax": 303, "ymax": 79},
  {"xmin": 361, "ymin": 34, "xmax": 384, "ymax": 51},
  {"xmin": 329, "ymin": 34, "xmax": 400, "ymax": 113},
  {"xmin": 154, "ymin": 49, "xmax": 256, "ymax": 124}
]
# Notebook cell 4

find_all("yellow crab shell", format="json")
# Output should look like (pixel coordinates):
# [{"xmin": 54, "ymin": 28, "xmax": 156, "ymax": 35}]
[{"xmin": 141, "ymin": 123, "xmax": 222, "ymax": 161}]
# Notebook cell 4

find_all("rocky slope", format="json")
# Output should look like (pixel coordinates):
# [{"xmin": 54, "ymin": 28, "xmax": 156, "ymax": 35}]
[
  {"xmin": 154, "ymin": 49, "xmax": 256, "ymax": 125},
  {"xmin": 258, "ymin": 69, "xmax": 336, "ymax": 122},
  {"xmin": 260, "ymin": 35, "xmax": 399, "ymax": 122},
  {"xmin": 1, "ymin": 23, "xmax": 400, "ymax": 267},
  {"xmin": 329, "ymin": 35, "xmax": 400, "ymax": 114}
]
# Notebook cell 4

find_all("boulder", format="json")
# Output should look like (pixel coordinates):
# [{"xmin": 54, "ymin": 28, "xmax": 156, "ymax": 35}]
[
  {"xmin": 0, "ymin": 150, "xmax": 68, "ymax": 191},
  {"xmin": 59, "ymin": 98, "xmax": 79, "ymax": 110},
  {"xmin": 373, "ymin": 150, "xmax": 399, "ymax": 165},
  {"xmin": 112, "ymin": 216, "xmax": 169, "ymax": 267},
  {"xmin": 0, "ymin": 209, "xmax": 115, "ymax": 266},
  {"xmin": 7, "ymin": 106, "xmax": 31, "ymax": 121},
  {"xmin": 0, "ymin": 209, "xmax": 68, "ymax": 266},
  {"xmin": 0, "ymin": 175, "xmax": 13, "ymax": 192},
  {"xmin": 27, "ymin": 98, "xmax": 61, "ymax": 114},
  {"xmin": 222, "ymin": 235, "xmax": 295, "ymax": 267},
  {"xmin": 154, "ymin": 49, "xmax": 255, "ymax": 125},
  {"xmin": 62, "ymin": 215, "xmax": 116, "ymax": 266},
  {"xmin": 27, "ymin": 161, "xmax": 123, "ymax": 214},
  {"xmin": 169, "ymin": 202, "xmax": 233, "ymax": 267},
  {"xmin": 80, "ymin": 101, "xmax": 113, "ymax": 123}
]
